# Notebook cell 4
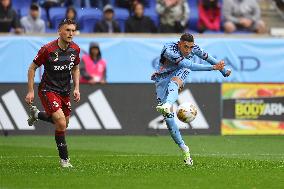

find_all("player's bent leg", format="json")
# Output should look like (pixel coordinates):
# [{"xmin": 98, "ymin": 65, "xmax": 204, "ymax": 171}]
[
  {"xmin": 156, "ymin": 77, "xmax": 183, "ymax": 116},
  {"xmin": 38, "ymin": 112, "xmax": 54, "ymax": 124},
  {"xmin": 164, "ymin": 112, "xmax": 193, "ymax": 166},
  {"xmin": 27, "ymin": 105, "xmax": 54, "ymax": 126},
  {"xmin": 51, "ymin": 109, "xmax": 72, "ymax": 168},
  {"xmin": 167, "ymin": 77, "xmax": 183, "ymax": 104}
]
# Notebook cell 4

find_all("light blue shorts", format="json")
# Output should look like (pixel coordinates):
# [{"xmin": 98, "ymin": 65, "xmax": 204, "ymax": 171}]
[{"xmin": 154, "ymin": 68, "xmax": 190, "ymax": 104}]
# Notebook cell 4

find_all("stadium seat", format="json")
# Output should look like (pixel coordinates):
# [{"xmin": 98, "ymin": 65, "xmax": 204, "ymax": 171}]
[
  {"xmin": 12, "ymin": 0, "xmax": 32, "ymax": 12},
  {"xmin": 77, "ymin": 8, "xmax": 102, "ymax": 33},
  {"xmin": 49, "ymin": 7, "xmax": 66, "ymax": 29},
  {"xmin": 148, "ymin": 0, "xmax": 156, "ymax": 10},
  {"xmin": 187, "ymin": 0, "xmax": 199, "ymax": 31},
  {"xmin": 144, "ymin": 8, "xmax": 159, "ymax": 28},
  {"xmin": 113, "ymin": 8, "xmax": 129, "ymax": 32}
]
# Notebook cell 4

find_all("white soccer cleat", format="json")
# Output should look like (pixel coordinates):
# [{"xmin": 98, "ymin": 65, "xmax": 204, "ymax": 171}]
[
  {"xmin": 183, "ymin": 152, "xmax": 193, "ymax": 166},
  {"xmin": 156, "ymin": 102, "xmax": 171, "ymax": 116},
  {"xmin": 27, "ymin": 105, "xmax": 39, "ymax": 126},
  {"xmin": 60, "ymin": 159, "xmax": 73, "ymax": 168}
]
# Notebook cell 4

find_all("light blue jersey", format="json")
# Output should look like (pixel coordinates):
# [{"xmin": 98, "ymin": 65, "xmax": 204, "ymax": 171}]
[
  {"xmin": 152, "ymin": 41, "xmax": 226, "ymax": 103},
  {"xmin": 152, "ymin": 42, "xmax": 227, "ymax": 79},
  {"xmin": 152, "ymin": 40, "xmax": 229, "ymax": 159}
]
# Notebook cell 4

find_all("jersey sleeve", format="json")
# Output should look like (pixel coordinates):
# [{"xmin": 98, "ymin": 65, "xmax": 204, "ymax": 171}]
[
  {"xmin": 192, "ymin": 44, "xmax": 209, "ymax": 60},
  {"xmin": 33, "ymin": 46, "xmax": 47, "ymax": 66},
  {"xmin": 192, "ymin": 44, "xmax": 229, "ymax": 76},
  {"xmin": 179, "ymin": 58, "xmax": 213, "ymax": 71},
  {"xmin": 74, "ymin": 47, "xmax": 80, "ymax": 65},
  {"xmin": 192, "ymin": 44, "xmax": 219, "ymax": 64}
]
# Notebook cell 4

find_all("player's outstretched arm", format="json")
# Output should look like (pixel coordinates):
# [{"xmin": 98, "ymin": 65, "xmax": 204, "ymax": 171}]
[
  {"xmin": 71, "ymin": 65, "xmax": 80, "ymax": 103},
  {"xmin": 206, "ymin": 57, "xmax": 231, "ymax": 77},
  {"xmin": 212, "ymin": 61, "xmax": 225, "ymax": 71},
  {"xmin": 192, "ymin": 45, "xmax": 231, "ymax": 77},
  {"xmin": 25, "ymin": 62, "xmax": 38, "ymax": 104},
  {"xmin": 179, "ymin": 58, "xmax": 214, "ymax": 71}
]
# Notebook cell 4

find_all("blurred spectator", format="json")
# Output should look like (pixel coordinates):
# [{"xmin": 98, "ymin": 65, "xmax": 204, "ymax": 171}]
[
  {"xmin": 116, "ymin": 0, "xmax": 149, "ymax": 14},
  {"xmin": 223, "ymin": 0, "xmax": 266, "ymax": 33},
  {"xmin": 39, "ymin": 0, "xmax": 64, "ymax": 28},
  {"xmin": 125, "ymin": 3, "xmax": 157, "ymax": 33},
  {"xmin": 198, "ymin": 0, "xmax": 221, "ymax": 33},
  {"xmin": 0, "ymin": 0, "xmax": 22, "ymax": 34},
  {"xmin": 94, "ymin": 4, "xmax": 121, "ymax": 33},
  {"xmin": 80, "ymin": 42, "xmax": 107, "ymax": 84},
  {"xmin": 275, "ymin": 0, "xmax": 284, "ymax": 11},
  {"xmin": 65, "ymin": 6, "xmax": 80, "ymax": 33},
  {"xmin": 156, "ymin": 0, "xmax": 190, "ymax": 33},
  {"xmin": 20, "ymin": 3, "xmax": 45, "ymax": 33}
]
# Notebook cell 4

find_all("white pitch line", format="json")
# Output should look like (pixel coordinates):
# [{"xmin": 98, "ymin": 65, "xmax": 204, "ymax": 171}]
[{"xmin": 1, "ymin": 153, "xmax": 284, "ymax": 159}]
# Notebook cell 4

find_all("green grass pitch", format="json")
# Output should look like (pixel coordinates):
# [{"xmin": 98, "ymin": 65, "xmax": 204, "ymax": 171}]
[{"xmin": 0, "ymin": 135, "xmax": 284, "ymax": 189}]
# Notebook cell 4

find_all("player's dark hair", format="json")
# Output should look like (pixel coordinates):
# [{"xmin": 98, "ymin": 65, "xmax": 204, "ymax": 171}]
[
  {"xmin": 58, "ymin": 19, "xmax": 77, "ymax": 29},
  {"xmin": 30, "ymin": 3, "xmax": 39, "ymax": 11},
  {"xmin": 180, "ymin": 33, "xmax": 194, "ymax": 43}
]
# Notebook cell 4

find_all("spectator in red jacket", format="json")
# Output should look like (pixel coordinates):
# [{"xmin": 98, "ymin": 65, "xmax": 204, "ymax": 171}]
[{"xmin": 197, "ymin": 0, "xmax": 221, "ymax": 33}]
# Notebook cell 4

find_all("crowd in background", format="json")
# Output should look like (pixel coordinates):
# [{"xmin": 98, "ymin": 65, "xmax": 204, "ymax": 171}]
[{"xmin": 0, "ymin": 0, "xmax": 272, "ymax": 35}]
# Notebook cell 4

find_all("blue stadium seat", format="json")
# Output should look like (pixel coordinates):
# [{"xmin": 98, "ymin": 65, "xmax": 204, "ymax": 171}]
[
  {"xmin": 77, "ymin": 8, "xmax": 102, "ymax": 33},
  {"xmin": 144, "ymin": 8, "xmax": 159, "ymax": 28},
  {"xmin": 187, "ymin": 0, "xmax": 199, "ymax": 31},
  {"xmin": 148, "ymin": 0, "xmax": 156, "ymax": 10},
  {"xmin": 113, "ymin": 8, "xmax": 129, "ymax": 32},
  {"xmin": 49, "ymin": 7, "xmax": 66, "ymax": 29},
  {"xmin": 12, "ymin": 0, "xmax": 32, "ymax": 12}
]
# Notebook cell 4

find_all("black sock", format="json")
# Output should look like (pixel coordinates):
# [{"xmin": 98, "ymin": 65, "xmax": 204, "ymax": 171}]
[
  {"xmin": 55, "ymin": 130, "xmax": 68, "ymax": 160},
  {"xmin": 38, "ymin": 112, "xmax": 54, "ymax": 123}
]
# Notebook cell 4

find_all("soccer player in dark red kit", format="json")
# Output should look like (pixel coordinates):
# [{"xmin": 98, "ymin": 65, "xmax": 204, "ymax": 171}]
[{"xmin": 25, "ymin": 19, "xmax": 80, "ymax": 168}]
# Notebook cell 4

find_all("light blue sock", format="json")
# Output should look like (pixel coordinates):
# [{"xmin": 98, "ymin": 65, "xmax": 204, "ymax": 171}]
[
  {"xmin": 166, "ymin": 81, "xmax": 179, "ymax": 104},
  {"xmin": 165, "ymin": 113, "xmax": 185, "ymax": 146}
]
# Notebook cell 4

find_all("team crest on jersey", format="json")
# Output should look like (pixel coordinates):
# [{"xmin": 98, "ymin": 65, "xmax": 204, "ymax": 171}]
[
  {"xmin": 70, "ymin": 54, "xmax": 75, "ymax": 62},
  {"xmin": 51, "ymin": 52, "xmax": 59, "ymax": 62}
]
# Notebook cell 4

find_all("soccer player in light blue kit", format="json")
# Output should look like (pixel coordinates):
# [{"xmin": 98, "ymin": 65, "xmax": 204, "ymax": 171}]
[{"xmin": 151, "ymin": 33, "xmax": 231, "ymax": 166}]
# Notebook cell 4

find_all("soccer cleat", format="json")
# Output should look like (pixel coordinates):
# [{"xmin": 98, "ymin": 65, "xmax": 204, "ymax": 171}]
[
  {"xmin": 156, "ymin": 102, "xmax": 171, "ymax": 116},
  {"xmin": 60, "ymin": 159, "xmax": 73, "ymax": 168},
  {"xmin": 183, "ymin": 151, "xmax": 193, "ymax": 166},
  {"xmin": 27, "ymin": 105, "xmax": 39, "ymax": 126}
]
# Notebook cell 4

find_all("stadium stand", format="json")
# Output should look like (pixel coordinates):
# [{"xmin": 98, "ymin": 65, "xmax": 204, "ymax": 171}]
[
  {"xmin": 8, "ymin": 0, "xmax": 283, "ymax": 34},
  {"xmin": 144, "ymin": 8, "xmax": 159, "ymax": 27},
  {"xmin": 113, "ymin": 7, "xmax": 129, "ymax": 32},
  {"xmin": 49, "ymin": 7, "xmax": 66, "ymax": 28},
  {"xmin": 20, "ymin": 6, "xmax": 47, "ymax": 23},
  {"xmin": 187, "ymin": 0, "xmax": 199, "ymax": 31},
  {"xmin": 78, "ymin": 8, "xmax": 102, "ymax": 33},
  {"xmin": 12, "ymin": 0, "xmax": 32, "ymax": 13}
]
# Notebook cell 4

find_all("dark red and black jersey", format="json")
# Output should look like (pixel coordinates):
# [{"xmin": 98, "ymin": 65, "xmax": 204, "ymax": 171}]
[{"xmin": 33, "ymin": 39, "xmax": 80, "ymax": 96}]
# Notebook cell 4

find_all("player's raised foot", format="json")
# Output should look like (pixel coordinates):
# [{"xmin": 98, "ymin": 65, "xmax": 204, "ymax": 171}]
[
  {"xmin": 156, "ymin": 102, "xmax": 171, "ymax": 116},
  {"xmin": 27, "ymin": 105, "xmax": 39, "ymax": 126},
  {"xmin": 60, "ymin": 159, "xmax": 73, "ymax": 168},
  {"xmin": 183, "ymin": 151, "xmax": 193, "ymax": 166}
]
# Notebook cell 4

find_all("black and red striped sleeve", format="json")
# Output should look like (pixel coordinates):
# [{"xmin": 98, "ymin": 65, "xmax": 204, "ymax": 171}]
[
  {"xmin": 75, "ymin": 47, "xmax": 80, "ymax": 65},
  {"xmin": 33, "ymin": 46, "xmax": 47, "ymax": 67}
]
